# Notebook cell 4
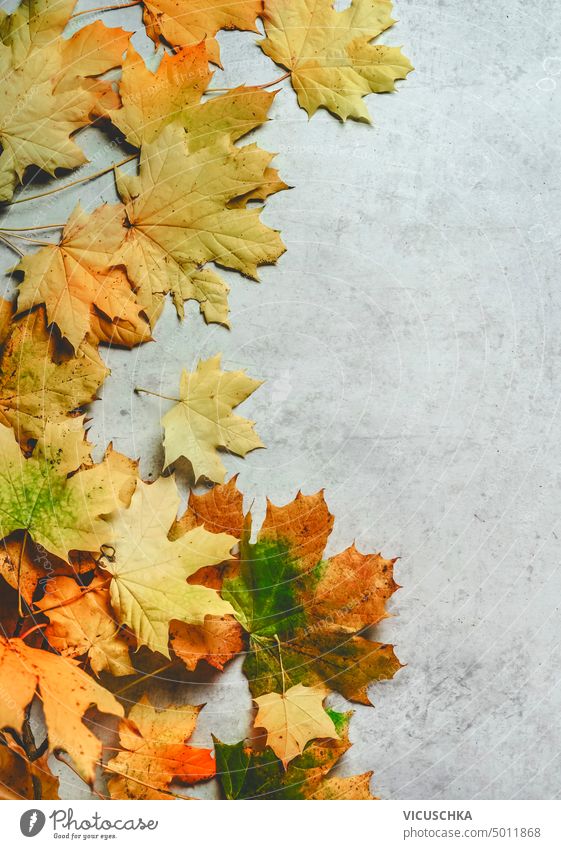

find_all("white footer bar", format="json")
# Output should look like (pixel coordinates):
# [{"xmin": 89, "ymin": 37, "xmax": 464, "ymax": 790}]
[{"xmin": 5, "ymin": 799, "xmax": 561, "ymax": 849}]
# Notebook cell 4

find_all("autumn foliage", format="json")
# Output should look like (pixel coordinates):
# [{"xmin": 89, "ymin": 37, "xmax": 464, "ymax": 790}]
[{"xmin": 0, "ymin": 0, "xmax": 411, "ymax": 800}]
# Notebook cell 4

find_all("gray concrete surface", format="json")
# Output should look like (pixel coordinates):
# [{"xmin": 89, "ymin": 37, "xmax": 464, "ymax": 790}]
[{"xmin": 2, "ymin": 0, "xmax": 561, "ymax": 799}]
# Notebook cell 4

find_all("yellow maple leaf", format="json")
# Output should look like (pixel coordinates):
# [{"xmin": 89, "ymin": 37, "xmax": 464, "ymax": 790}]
[
  {"xmin": 16, "ymin": 204, "xmax": 151, "ymax": 351},
  {"xmin": 114, "ymin": 122, "xmax": 285, "ymax": 326},
  {"xmin": 0, "ymin": 636, "xmax": 123, "ymax": 783},
  {"xmin": 99, "ymin": 475, "xmax": 236, "ymax": 656},
  {"xmin": 141, "ymin": 0, "xmax": 262, "ymax": 66},
  {"xmin": 259, "ymin": 0, "xmax": 413, "ymax": 121},
  {"xmin": 0, "ymin": 0, "xmax": 129, "ymax": 201},
  {"xmin": 254, "ymin": 684, "xmax": 339, "ymax": 768},
  {"xmin": 36, "ymin": 575, "xmax": 135, "ymax": 677},
  {"xmin": 159, "ymin": 354, "xmax": 263, "ymax": 483},
  {"xmin": 0, "ymin": 304, "xmax": 108, "ymax": 447},
  {"xmin": 109, "ymin": 40, "xmax": 284, "ymax": 161},
  {"xmin": 109, "ymin": 41, "xmax": 212, "ymax": 147}
]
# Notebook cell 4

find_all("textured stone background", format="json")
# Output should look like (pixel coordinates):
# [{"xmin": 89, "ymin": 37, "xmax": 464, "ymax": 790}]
[{"xmin": 1, "ymin": 0, "xmax": 561, "ymax": 799}]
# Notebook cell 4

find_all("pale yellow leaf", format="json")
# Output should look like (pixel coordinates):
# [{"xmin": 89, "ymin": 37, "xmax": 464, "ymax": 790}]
[
  {"xmin": 260, "ymin": 0, "xmax": 413, "ymax": 121},
  {"xmin": 100, "ymin": 476, "xmax": 236, "ymax": 655},
  {"xmin": 161, "ymin": 354, "xmax": 263, "ymax": 483},
  {"xmin": 254, "ymin": 684, "xmax": 339, "ymax": 768}
]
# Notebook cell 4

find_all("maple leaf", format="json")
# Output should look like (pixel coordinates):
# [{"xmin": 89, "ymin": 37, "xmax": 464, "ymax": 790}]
[
  {"xmin": 36, "ymin": 575, "xmax": 135, "ymax": 677},
  {"xmin": 259, "ymin": 0, "xmax": 413, "ymax": 121},
  {"xmin": 254, "ymin": 684, "xmax": 339, "ymax": 767},
  {"xmin": 0, "ymin": 0, "xmax": 129, "ymax": 201},
  {"xmin": 106, "ymin": 695, "xmax": 215, "ymax": 799},
  {"xmin": 99, "ymin": 475, "xmax": 236, "ymax": 656},
  {"xmin": 109, "ymin": 40, "xmax": 286, "ymax": 170},
  {"xmin": 0, "ymin": 636, "xmax": 123, "ymax": 783},
  {"xmin": 16, "ymin": 205, "xmax": 151, "ymax": 351},
  {"xmin": 0, "ymin": 445, "xmax": 136, "ymax": 606},
  {"xmin": 214, "ymin": 710, "xmax": 374, "ymax": 799},
  {"xmin": 159, "ymin": 354, "xmax": 263, "ymax": 483},
  {"xmin": 114, "ymin": 122, "xmax": 285, "ymax": 326},
  {"xmin": 223, "ymin": 491, "xmax": 402, "ymax": 703},
  {"xmin": 109, "ymin": 41, "xmax": 212, "ymax": 147},
  {"xmin": 0, "ymin": 304, "xmax": 108, "ymax": 447},
  {"xmin": 141, "ymin": 0, "xmax": 262, "ymax": 66},
  {"xmin": 0, "ymin": 418, "xmax": 121, "ymax": 563}
]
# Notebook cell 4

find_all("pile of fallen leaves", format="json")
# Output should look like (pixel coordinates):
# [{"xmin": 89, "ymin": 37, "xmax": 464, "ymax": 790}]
[{"xmin": 0, "ymin": 0, "xmax": 411, "ymax": 800}]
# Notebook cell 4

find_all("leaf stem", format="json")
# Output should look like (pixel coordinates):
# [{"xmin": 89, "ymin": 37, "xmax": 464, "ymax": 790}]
[
  {"xmin": 17, "ymin": 530, "xmax": 29, "ymax": 618},
  {"xmin": 207, "ymin": 71, "xmax": 291, "ymax": 93},
  {"xmin": 35, "ymin": 578, "xmax": 111, "ymax": 617},
  {"xmin": 274, "ymin": 633, "xmax": 286, "ymax": 695},
  {"xmin": 0, "ymin": 224, "xmax": 64, "ymax": 231},
  {"xmin": 8, "ymin": 154, "xmax": 138, "ymax": 206},
  {"xmin": 113, "ymin": 661, "xmax": 174, "ymax": 695},
  {"xmin": 19, "ymin": 623, "xmax": 46, "ymax": 641},
  {"xmin": 71, "ymin": 1, "xmax": 142, "ymax": 18},
  {"xmin": 0, "ymin": 232, "xmax": 53, "ymax": 247},
  {"xmin": 134, "ymin": 387, "xmax": 181, "ymax": 403},
  {"xmin": 0, "ymin": 233, "xmax": 23, "ymax": 256}
]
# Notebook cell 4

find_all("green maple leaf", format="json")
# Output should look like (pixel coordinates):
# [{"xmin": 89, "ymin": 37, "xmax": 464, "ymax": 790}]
[
  {"xmin": 223, "ymin": 491, "xmax": 402, "ymax": 704},
  {"xmin": 0, "ymin": 418, "xmax": 120, "ymax": 562}
]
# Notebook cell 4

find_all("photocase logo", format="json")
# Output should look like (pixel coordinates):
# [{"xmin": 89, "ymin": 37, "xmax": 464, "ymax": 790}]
[{"xmin": 20, "ymin": 810, "xmax": 46, "ymax": 837}]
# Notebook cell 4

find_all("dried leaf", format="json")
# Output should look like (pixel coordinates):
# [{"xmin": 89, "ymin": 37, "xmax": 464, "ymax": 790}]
[
  {"xmin": 254, "ymin": 684, "xmax": 338, "ymax": 767},
  {"xmin": 0, "ymin": 0, "xmax": 129, "ymax": 200},
  {"xmin": 99, "ymin": 476, "xmax": 236, "ymax": 656},
  {"xmin": 0, "ymin": 305, "xmax": 108, "ymax": 447},
  {"xmin": 223, "ymin": 491, "xmax": 402, "ymax": 703},
  {"xmin": 0, "ymin": 636, "xmax": 123, "ymax": 783},
  {"xmin": 215, "ymin": 710, "xmax": 374, "ymax": 799},
  {"xmin": 161, "ymin": 355, "xmax": 263, "ymax": 483},
  {"xmin": 36, "ymin": 575, "xmax": 135, "ymax": 677},
  {"xmin": 260, "ymin": 0, "xmax": 413, "ymax": 121},
  {"xmin": 16, "ymin": 205, "xmax": 150, "ymax": 351},
  {"xmin": 171, "ymin": 476, "xmax": 245, "ymax": 541},
  {"xmin": 0, "ymin": 738, "xmax": 59, "ymax": 800},
  {"xmin": 109, "ymin": 41, "xmax": 211, "ymax": 147},
  {"xmin": 0, "ymin": 418, "xmax": 120, "ymax": 563},
  {"xmin": 170, "ymin": 615, "xmax": 243, "ymax": 672},
  {"xmin": 0, "ymin": 536, "xmax": 94, "ymax": 607},
  {"xmin": 114, "ymin": 123, "xmax": 285, "ymax": 325},
  {"xmin": 106, "ymin": 695, "xmax": 214, "ymax": 799},
  {"xmin": 109, "ymin": 41, "xmax": 282, "ymax": 158}
]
